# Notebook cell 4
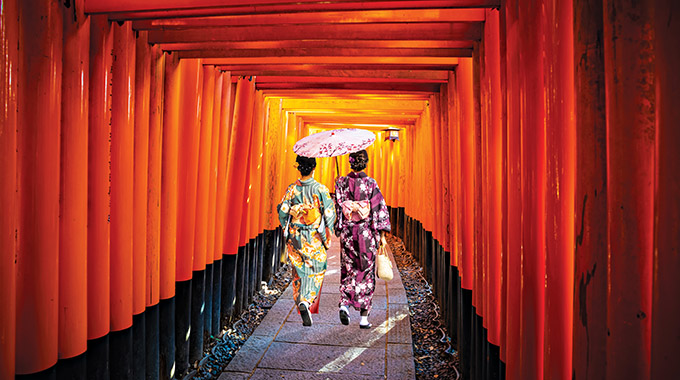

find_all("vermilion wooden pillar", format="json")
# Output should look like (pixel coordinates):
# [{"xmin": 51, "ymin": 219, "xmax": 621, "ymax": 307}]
[
  {"xmin": 572, "ymin": 1, "xmax": 608, "ymax": 379},
  {"xmin": 161, "ymin": 51, "xmax": 181, "ymax": 300},
  {"xmin": 543, "ymin": 1, "xmax": 575, "ymax": 379},
  {"xmin": 518, "ymin": 1, "xmax": 546, "ymax": 378},
  {"xmin": 15, "ymin": 0, "xmax": 62, "ymax": 374},
  {"xmin": 195, "ymin": 65, "xmax": 215, "ymax": 272},
  {"xmin": 651, "ymin": 0, "xmax": 680, "ymax": 378},
  {"xmin": 484, "ymin": 8, "xmax": 503, "ymax": 349},
  {"xmin": 603, "ymin": 1, "xmax": 655, "ymax": 378},
  {"xmin": 176, "ymin": 58, "xmax": 203, "ymax": 281},
  {"xmin": 147, "ymin": 44, "xmax": 164, "ymax": 309},
  {"xmin": 59, "ymin": 3, "xmax": 90, "ymax": 360},
  {"xmin": 215, "ymin": 72, "xmax": 233, "ymax": 258},
  {"xmin": 248, "ymin": 91, "xmax": 265, "ymax": 242},
  {"xmin": 503, "ymin": 1, "xmax": 522, "ymax": 377},
  {"xmin": 0, "ymin": 0, "xmax": 18, "ymax": 377},
  {"xmin": 88, "ymin": 14, "xmax": 113, "ymax": 342},
  {"xmin": 207, "ymin": 71, "xmax": 224, "ymax": 264},
  {"xmin": 439, "ymin": 85, "xmax": 451, "ymax": 255},
  {"xmin": 223, "ymin": 77, "xmax": 256, "ymax": 255},
  {"xmin": 457, "ymin": 59, "xmax": 475, "ymax": 291},
  {"xmin": 133, "ymin": 30, "xmax": 151, "ymax": 317},
  {"xmin": 111, "ymin": 20, "xmax": 136, "ymax": 333},
  {"xmin": 447, "ymin": 71, "xmax": 460, "ymax": 268}
]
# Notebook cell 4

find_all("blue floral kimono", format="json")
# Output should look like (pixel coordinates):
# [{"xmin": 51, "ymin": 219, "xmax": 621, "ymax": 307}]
[
  {"xmin": 335, "ymin": 171, "xmax": 391, "ymax": 313},
  {"xmin": 278, "ymin": 178, "xmax": 336, "ymax": 313}
]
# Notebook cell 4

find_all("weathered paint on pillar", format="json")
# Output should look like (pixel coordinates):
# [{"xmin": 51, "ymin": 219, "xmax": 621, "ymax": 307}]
[
  {"xmin": 208, "ymin": 69, "xmax": 224, "ymax": 263},
  {"xmin": 110, "ymin": 20, "xmax": 136, "ymax": 331},
  {"xmin": 543, "ymin": 1, "xmax": 576, "ymax": 379},
  {"xmin": 147, "ymin": 44, "xmax": 164, "ymax": 307},
  {"xmin": 15, "ymin": 0, "xmax": 63, "ymax": 373},
  {"xmin": 88, "ymin": 14, "xmax": 113, "ymax": 340},
  {"xmin": 0, "ymin": 0, "xmax": 18, "ymax": 377},
  {"xmin": 215, "ymin": 72, "xmax": 233, "ymax": 257},
  {"xmin": 223, "ymin": 77, "xmax": 256, "ymax": 255},
  {"xmin": 194, "ymin": 65, "xmax": 215, "ymax": 271},
  {"xmin": 133, "ymin": 30, "xmax": 151, "ymax": 316},
  {"xmin": 59, "ymin": 2, "xmax": 90, "ymax": 358},
  {"xmin": 572, "ymin": 0, "xmax": 608, "ymax": 377},
  {"xmin": 458, "ymin": 59, "xmax": 475, "ymax": 291},
  {"xmin": 651, "ymin": 0, "xmax": 680, "ymax": 378},
  {"xmin": 160, "ymin": 52, "xmax": 180, "ymax": 299},
  {"xmin": 603, "ymin": 1, "xmax": 655, "ymax": 378},
  {"xmin": 176, "ymin": 58, "xmax": 203, "ymax": 281},
  {"xmin": 518, "ymin": 1, "xmax": 546, "ymax": 378}
]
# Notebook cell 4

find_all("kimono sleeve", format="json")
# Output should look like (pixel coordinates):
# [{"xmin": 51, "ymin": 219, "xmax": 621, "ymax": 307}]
[
  {"xmin": 334, "ymin": 177, "xmax": 348, "ymax": 234},
  {"xmin": 277, "ymin": 183, "xmax": 295, "ymax": 228},
  {"xmin": 318, "ymin": 184, "xmax": 336, "ymax": 235},
  {"xmin": 370, "ymin": 181, "xmax": 391, "ymax": 232}
]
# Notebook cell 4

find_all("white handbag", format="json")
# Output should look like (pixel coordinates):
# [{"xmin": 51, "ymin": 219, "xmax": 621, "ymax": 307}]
[{"xmin": 376, "ymin": 244, "xmax": 394, "ymax": 281}]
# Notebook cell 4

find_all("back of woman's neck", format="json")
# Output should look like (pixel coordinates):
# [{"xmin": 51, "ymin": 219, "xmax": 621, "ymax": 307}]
[{"xmin": 300, "ymin": 174, "xmax": 313, "ymax": 181}]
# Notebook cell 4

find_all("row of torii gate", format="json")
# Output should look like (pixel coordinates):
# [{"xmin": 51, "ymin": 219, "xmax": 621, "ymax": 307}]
[{"xmin": 1, "ymin": 1, "xmax": 679, "ymax": 379}]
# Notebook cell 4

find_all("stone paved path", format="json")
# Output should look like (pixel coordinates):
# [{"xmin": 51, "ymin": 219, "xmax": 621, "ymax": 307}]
[{"xmin": 219, "ymin": 238, "xmax": 415, "ymax": 379}]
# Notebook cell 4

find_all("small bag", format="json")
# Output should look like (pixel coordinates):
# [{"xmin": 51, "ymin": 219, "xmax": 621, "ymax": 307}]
[{"xmin": 376, "ymin": 244, "xmax": 394, "ymax": 281}]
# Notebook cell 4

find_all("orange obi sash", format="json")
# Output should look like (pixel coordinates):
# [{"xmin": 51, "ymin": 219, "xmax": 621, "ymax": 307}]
[{"xmin": 289, "ymin": 204, "xmax": 322, "ymax": 226}]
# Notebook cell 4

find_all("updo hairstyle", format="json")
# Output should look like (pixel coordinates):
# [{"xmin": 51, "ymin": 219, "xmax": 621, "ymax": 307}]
[
  {"xmin": 296, "ymin": 155, "xmax": 316, "ymax": 176},
  {"xmin": 349, "ymin": 150, "xmax": 369, "ymax": 172}
]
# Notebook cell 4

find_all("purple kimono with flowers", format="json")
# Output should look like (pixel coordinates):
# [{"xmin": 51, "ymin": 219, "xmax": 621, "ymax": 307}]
[{"xmin": 335, "ymin": 171, "xmax": 391, "ymax": 312}]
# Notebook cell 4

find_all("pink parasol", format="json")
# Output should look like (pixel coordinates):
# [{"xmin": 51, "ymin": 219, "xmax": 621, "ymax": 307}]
[{"xmin": 293, "ymin": 128, "xmax": 376, "ymax": 158}]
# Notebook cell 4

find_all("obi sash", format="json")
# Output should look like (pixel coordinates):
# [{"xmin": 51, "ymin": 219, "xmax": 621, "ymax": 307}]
[{"xmin": 340, "ymin": 200, "xmax": 371, "ymax": 222}]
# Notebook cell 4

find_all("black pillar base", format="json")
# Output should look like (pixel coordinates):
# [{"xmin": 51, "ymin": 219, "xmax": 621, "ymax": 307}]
[
  {"xmin": 159, "ymin": 297, "xmax": 175, "ymax": 380},
  {"xmin": 110, "ymin": 326, "xmax": 133, "ymax": 380},
  {"xmin": 205, "ymin": 263, "xmax": 214, "ymax": 338},
  {"xmin": 221, "ymin": 254, "xmax": 238, "ymax": 324},
  {"xmin": 212, "ymin": 259, "xmax": 223, "ymax": 335},
  {"xmin": 56, "ymin": 351, "xmax": 86, "ymax": 380},
  {"xmin": 87, "ymin": 334, "xmax": 109, "ymax": 380},
  {"xmin": 189, "ymin": 269, "xmax": 206, "ymax": 365},
  {"xmin": 175, "ymin": 279, "xmax": 192, "ymax": 376},
  {"xmin": 132, "ymin": 312, "xmax": 146, "ymax": 380},
  {"xmin": 145, "ymin": 303, "xmax": 160, "ymax": 380}
]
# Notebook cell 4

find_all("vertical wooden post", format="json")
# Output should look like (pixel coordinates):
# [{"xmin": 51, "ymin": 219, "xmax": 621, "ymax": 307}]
[
  {"xmin": 133, "ymin": 30, "xmax": 151, "ymax": 318},
  {"xmin": 651, "ymin": 0, "xmax": 680, "ymax": 377},
  {"xmin": 0, "ymin": 0, "xmax": 18, "ymax": 377},
  {"xmin": 60, "ymin": 2, "xmax": 90, "ymax": 360},
  {"xmin": 87, "ymin": 14, "xmax": 113, "ymax": 344},
  {"xmin": 223, "ymin": 77, "xmax": 256, "ymax": 256},
  {"xmin": 160, "ymin": 52, "xmax": 180, "ymax": 301},
  {"xmin": 543, "ymin": 1, "xmax": 576, "ymax": 379},
  {"xmin": 195, "ymin": 65, "xmax": 215, "ymax": 273},
  {"xmin": 518, "ymin": 1, "xmax": 546, "ymax": 377},
  {"xmin": 603, "ymin": 1, "xmax": 655, "ymax": 378},
  {"xmin": 176, "ymin": 58, "xmax": 203, "ymax": 282},
  {"xmin": 572, "ymin": 0, "xmax": 608, "ymax": 378},
  {"xmin": 458, "ymin": 59, "xmax": 475, "ymax": 292},
  {"xmin": 16, "ymin": 0, "xmax": 62, "ymax": 373}
]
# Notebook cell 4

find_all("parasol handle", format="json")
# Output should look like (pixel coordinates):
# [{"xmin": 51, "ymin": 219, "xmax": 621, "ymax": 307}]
[{"xmin": 335, "ymin": 156, "xmax": 340, "ymax": 177}]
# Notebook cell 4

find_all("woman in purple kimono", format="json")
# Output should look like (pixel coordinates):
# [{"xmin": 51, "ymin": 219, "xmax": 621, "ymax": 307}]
[{"xmin": 334, "ymin": 149, "xmax": 391, "ymax": 329}]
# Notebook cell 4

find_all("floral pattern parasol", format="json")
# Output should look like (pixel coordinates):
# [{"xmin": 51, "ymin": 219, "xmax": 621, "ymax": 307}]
[{"xmin": 293, "ymin": 128, "xmax": 376, "ymax": 158}]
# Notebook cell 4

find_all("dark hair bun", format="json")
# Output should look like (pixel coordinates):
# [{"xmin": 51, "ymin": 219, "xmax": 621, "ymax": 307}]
[
  {"xmin": 349, "ymin": 150, "xmax": 369, "ymax": 171},
  {"xmin": 296, "ymin": 155, "xmax": 316, "ymax": 176}
]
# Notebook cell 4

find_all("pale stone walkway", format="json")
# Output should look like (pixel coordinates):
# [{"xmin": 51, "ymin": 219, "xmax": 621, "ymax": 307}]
[{"xmin": 219, "ymin": 238, "xmax": 415, "ymax": 379}]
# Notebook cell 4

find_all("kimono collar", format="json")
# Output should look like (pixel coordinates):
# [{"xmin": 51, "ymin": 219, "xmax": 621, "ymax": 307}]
[
  {"xmin": 297, "ymin": 178, "xmax": 315, "ymax": 186},
  {"xmin": 347, "ymin": 171, "xmax": 367, "ymax": 179}
]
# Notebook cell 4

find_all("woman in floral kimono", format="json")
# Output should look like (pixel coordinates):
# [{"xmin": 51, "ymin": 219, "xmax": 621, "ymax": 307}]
[
  {"xmin": 278, "ymin": 155, "xmax": 336, "ymax": 326},
  {"xmin": 334, "ymin": 149, "xmax": 391, "ymax": 329}
]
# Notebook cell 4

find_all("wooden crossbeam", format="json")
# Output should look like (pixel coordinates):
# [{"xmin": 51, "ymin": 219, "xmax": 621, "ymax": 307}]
[
  {"xmin": 178, "ymin": 47, "xmax": 471, "ymax": 59},
  {"xmin": 100, "ymin": 1, "xmax": 500, "ymax": 20},
  {"xmin": 161, "ymin": 40, "xmax": 473, "ymax": 50},
  {"xmin": 132, "ymin": 8, "xmax": 485, "ymax": 29},
  {"xmin": 227, "ymin": 69, "xmax": 449, "ymax": 81},
  {"xmin": 148, "ymin": 23, "xmax": 482, "ymax": 43}
]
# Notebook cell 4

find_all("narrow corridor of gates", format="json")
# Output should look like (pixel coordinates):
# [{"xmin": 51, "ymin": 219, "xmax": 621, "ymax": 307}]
[{"xmin": 1, "ymin": 1, "xmax": 679, "ymax": 380}]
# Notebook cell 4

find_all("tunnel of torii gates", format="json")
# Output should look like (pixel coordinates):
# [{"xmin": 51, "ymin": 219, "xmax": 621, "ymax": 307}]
[{"xmin": 0, "ymin": 0, "xmax": 679, "ymax": 379}]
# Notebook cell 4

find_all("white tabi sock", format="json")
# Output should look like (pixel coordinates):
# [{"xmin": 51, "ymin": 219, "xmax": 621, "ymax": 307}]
[{"xmin": 360, "ymin": 316, "xmax": 369, "ymax": 326}]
